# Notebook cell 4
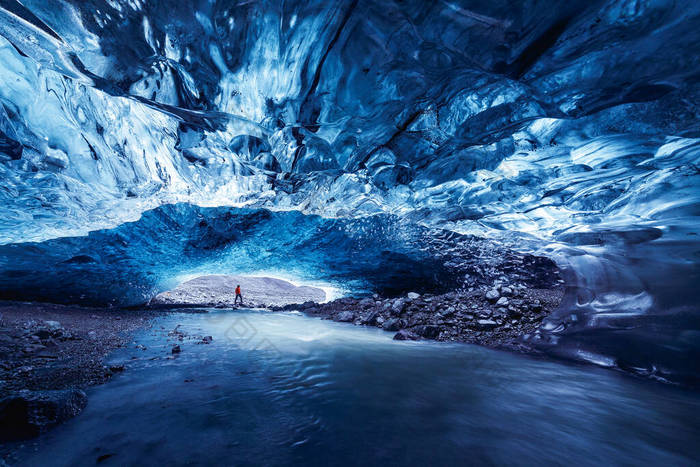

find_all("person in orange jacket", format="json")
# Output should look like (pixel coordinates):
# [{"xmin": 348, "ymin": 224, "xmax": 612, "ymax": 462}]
[{"xmin": 234, "ymin": 284, "xmax": 243, "ymax": 305}]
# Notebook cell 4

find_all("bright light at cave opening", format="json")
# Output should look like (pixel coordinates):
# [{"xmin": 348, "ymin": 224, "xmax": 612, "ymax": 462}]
[{"xmin": 171, "ymin": 270, "xmax": 343, "ymax": 303}]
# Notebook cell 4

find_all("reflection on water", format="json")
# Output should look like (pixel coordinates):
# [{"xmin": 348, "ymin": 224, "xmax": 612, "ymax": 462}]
[{"xmin": 15, "ymin": 310, "xmax": 700, "ymax": 466}]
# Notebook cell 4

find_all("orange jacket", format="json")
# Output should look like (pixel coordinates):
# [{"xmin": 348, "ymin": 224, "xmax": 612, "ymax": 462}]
[{"xmin": 235, "ymin": 286, "xmax": 241, "ymax": 295}]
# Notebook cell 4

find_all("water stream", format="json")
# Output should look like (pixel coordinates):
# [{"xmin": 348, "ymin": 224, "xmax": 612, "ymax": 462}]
[{"xmin": 14, "ymin": 309, "xmax": 700, "ymax": 466}]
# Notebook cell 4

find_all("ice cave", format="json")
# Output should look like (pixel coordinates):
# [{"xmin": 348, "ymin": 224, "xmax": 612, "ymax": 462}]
[{"xmin": 0, "ymin": 0, "xmax": 699, "ymax": 464}]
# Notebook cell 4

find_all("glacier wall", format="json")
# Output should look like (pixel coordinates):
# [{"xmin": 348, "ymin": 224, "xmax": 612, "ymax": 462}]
[{"xmin": 0, "ymin": 0, "xmax": 699, "ymax": 382}]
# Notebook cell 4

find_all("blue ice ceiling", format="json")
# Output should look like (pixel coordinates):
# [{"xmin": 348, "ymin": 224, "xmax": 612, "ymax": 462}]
[
  {"xmin": 0, "ymin": 0, "xmax": 699, "ymax": 381},
  {"xmin": 0, "ymin": 0, "xmax": 698, "ymax": 244}
]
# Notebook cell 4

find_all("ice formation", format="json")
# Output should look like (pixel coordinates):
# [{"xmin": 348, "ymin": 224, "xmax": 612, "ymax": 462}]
[{"xmin": 0, "ymin": 0, "xmax": 698, "ymax": 381}]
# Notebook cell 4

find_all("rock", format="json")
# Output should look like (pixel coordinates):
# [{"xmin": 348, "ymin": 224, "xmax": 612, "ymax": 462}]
[
  {"xmin": 485, "ymin": 289, "xmax": 500, "ymax": 302},
  {"xmin": 393, "ymin": 330, "xmax": 420, "ymax": 341},
  {"xmin": 361, "ymin": 310, "xmax": 380, "ymax": 325},
  {"xmin": 407, "ymin": 292, "xmax": 420, "ymax": 300},
  {"xmin": 34, "ymin": 329, "xmax": 52, "ymax": 340},
  {"xmin": 171, "ymin": 345, "xmax": 181, "ymax": 354},
  {"xmin": 501, "ymin": 286, "xmax": 513, "ymax": 296},
  {"xmin": 87, "ymin": 331, "xmax": 97, "ymax": 340},
  {"xmin": 391, "ymin": 298, "xmax": 405, "ymax": 315},
  {"xmin": 97, "ymin": 454, "xmax": 116, "ymax": 463},
  {"xmin": 44, "ymin": 321, "xmax": 61, "ymax": 330},
  {"xmin": 412, "ymin": 325, "xmax": 441, "ymax": 339},
  {"xmin": 0, "ymin": 389, "xmax": 88, "ymax": 441},
  {"xmin": 336, "ymin": 311, "xmax": 355, "ymax": 322},
  {"xmin": 476, "ymin": 319, "xmax": 499, "ymax": 329},
  {"xmin": 496, "ymin": 297, "xmax": 509, "ymax": 306},
  {"xmin": 201, "ymin": 336, "xmax": 213, "ymax": 344},
  {"xmin": 382, "ymin": 318, "xmax": 402, "ymax": 332},
  {"xmin": 108, "ymin": 365, "xmax": 125, "ymax": 373}
]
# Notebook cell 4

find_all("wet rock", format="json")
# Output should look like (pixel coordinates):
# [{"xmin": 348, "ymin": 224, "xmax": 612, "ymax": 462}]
[
  {"xmin": 361, "ymin": 310, "xmax": 380, "ymax": 325},
  {"xmin": 108, "ymin": 365, "xmax": 125, "ymax": 374},
  {"xmin": 0, "ymin": 389, "xmax": 88, "ymax": 441},
  {"xmin": 393, "ymin": 330, "xmax": 420, "ymax": 341},
  {"xmin": 407, "ymin": 292, "xmax": 420, "ymax": 300},
  {"xmin": 171, "ymin": 345, "xmax": 181, "ymax": 354},
  {"xmin": 336, "ymin": 311, "xmax": 355, "ymax": 322},
  {"xmin": 201, "ymin": 336, "xmax": 213, "ymax": 344},
  {"xmin": 382, "ymin": 318, "xmax": 402, "ymax": 332},
  {"xmin": 96, "ymin": 454, "xmax": 116, "ymax": 463}
]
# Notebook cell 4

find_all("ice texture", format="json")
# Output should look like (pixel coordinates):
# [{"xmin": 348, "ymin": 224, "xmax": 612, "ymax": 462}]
[{"xmin": 0, "ymin": 1, "xmax": 699, "ymax": 382}]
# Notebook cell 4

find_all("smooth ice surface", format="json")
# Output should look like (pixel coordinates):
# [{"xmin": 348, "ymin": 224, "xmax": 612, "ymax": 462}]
[
  {"xmin": 10, "ymin": 310, "xmax": 700, "ymax": 465},
  {"xmin": 0, "ymin": 1, "xmax": 699, "ymax": 381}
]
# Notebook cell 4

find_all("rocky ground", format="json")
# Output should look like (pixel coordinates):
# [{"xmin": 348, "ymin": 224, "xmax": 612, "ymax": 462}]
[
  {"xmin": 274, "ymin": 280, "xmax": 564, "ymax": 352},
  {"xmin": 0, "ymin": 302, "xmax": 156, "ymax": 445},
  {"xmin": 271, "ymin": 233, "xmax": 567, "ymax": 352}
]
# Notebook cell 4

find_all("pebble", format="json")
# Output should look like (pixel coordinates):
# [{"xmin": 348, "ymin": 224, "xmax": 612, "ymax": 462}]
[{"xmin": 485, "ymin": 289, "xmax": 500, "ymax": 301}]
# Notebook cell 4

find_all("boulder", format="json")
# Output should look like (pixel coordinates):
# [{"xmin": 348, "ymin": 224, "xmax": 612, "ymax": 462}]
[
  {"xmin": 0, "ymin": 389, "xmax": 88, "ymax": 441},
  {"xmin": 382, "ymin": 318, "xmax": 402, "ymax": 332},
  {"xmin": 361, "ymin": 310, "xmax": 380, "ymax": 325},
  {"xmin": 393, "ymin": 330, "xmax": 420, "ymax": 341},
  {"xmin": 496, "ymin": 297, "xmax": 509, "ymax": 306},
  {"xmin": 407, "ymin": 292, "xmax": 420, "ymax": 300},
  {"xmin": 412, "ymin": 325, "xmax": 441, "ymax": 339},
  {"xmin": 391, "ymin": 299, "xmax": 405, "ymax": 315},
  {"xmin": 336, "ymin": 311, "xmax": 355, "ymax": 322}
]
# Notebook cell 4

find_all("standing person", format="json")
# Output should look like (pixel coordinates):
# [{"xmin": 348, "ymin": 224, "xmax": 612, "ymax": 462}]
[{"xmin": 234, "ymin": 284, "xmax": 243, "ymax": 305}]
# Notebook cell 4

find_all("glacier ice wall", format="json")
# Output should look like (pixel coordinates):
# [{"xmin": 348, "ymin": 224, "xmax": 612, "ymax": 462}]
[
  {"xmin": 0, "ymin": 0, "xmax": 697, "ymax": 243},
  {"xmin": 0, "ymin": 203, "xmax": 556, "ymax": 305},
  {"xmin": 0, "ymin": 0, "xmax": 699, "ymax": 382}
]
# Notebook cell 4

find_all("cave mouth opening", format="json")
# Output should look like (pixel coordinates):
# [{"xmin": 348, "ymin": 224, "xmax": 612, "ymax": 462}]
[{"xmin": 0, "ymin": 203, "xmax": 471, "ymax": 307}]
